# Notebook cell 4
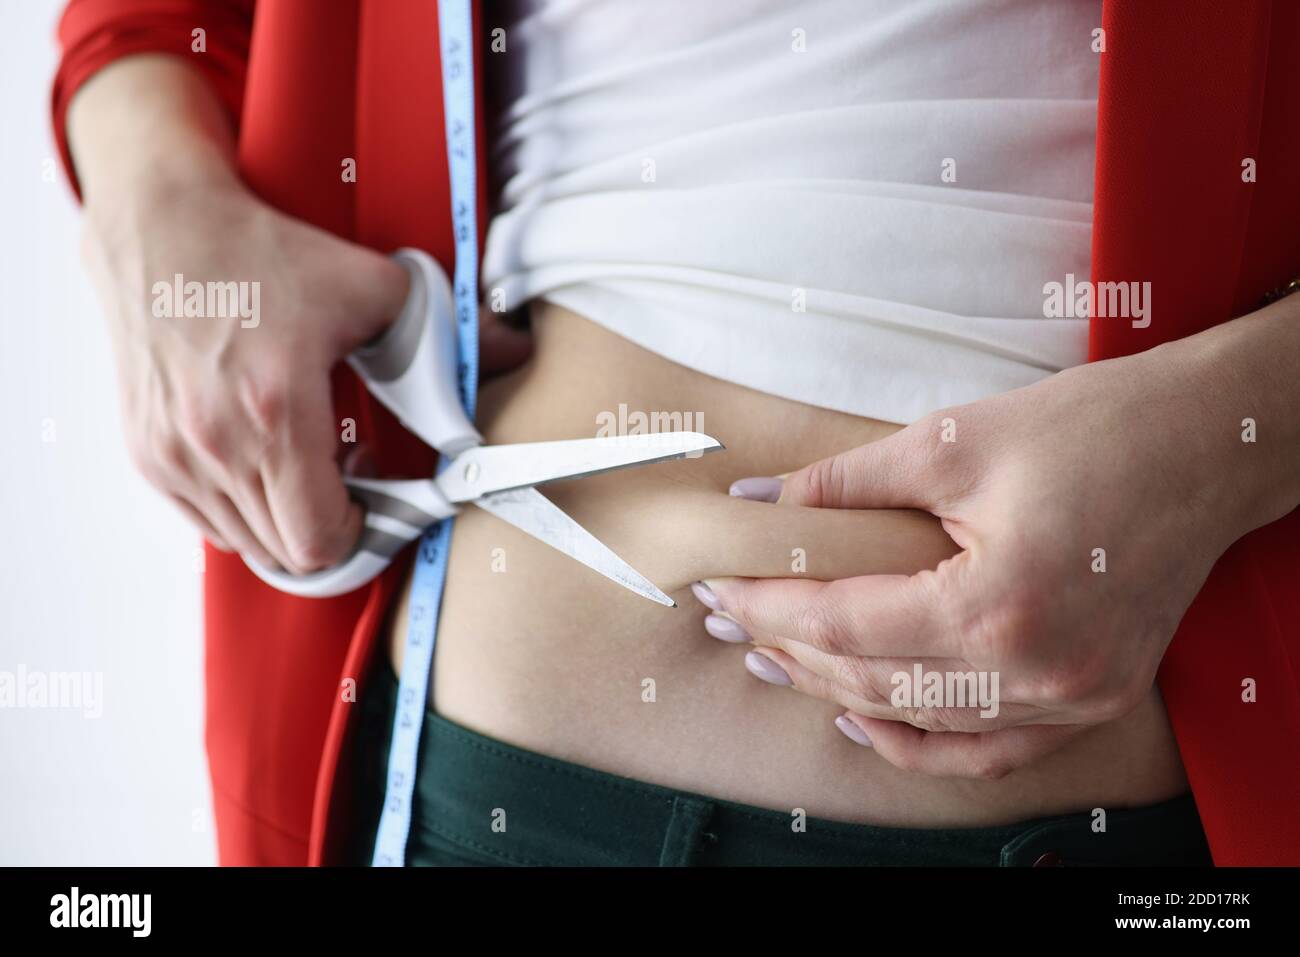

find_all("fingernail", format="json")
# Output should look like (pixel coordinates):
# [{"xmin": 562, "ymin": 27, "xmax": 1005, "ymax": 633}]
[
  {"xmin": 835, "ymin": 715, "xmax": 873, "ymax": 748},
  {"xmin": 691, "ymin": 581, "xmax": 723, "ymax": 611},
  {"xmin": 705, "ymin": 614, "xmax": 750, "ymax": 643},
  {"xmin": 745, "ymin": 651, "xmax": 793, "ymax": 686},
  {"xmin": 728, "ymin": 476, "xmax": 783, "ymax": 503}
]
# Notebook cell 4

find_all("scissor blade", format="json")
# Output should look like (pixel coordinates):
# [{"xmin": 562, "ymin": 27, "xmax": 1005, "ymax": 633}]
[
  {"xmin": 472, "ymin": 487, "xmax": 676, "ymax": 607},
  {"xmin": 438, "ymin": 432, "xmax": 723, "ymax": 504}
]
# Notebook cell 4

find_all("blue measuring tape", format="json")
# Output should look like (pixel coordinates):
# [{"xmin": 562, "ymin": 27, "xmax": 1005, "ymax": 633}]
[{"xmin": 371, "ymin": 0, "xmax": 480, "ymax": 867}]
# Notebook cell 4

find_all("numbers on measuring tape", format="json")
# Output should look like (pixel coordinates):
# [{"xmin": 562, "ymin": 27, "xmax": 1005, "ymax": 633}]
[{"xmin": 372, "ymin": 0, "xmax": 480, "ymax": 868}]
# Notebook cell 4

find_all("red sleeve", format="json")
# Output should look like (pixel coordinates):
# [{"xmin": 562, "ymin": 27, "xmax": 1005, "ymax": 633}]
[{"xmin": 50, "ymin": 0, "xmax": 255, "ymax": 200}]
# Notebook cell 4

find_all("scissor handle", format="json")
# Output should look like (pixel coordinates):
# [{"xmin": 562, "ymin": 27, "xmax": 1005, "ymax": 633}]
[
  {"xmin": 243, "ymin": 247, "xmax": 482, "ymax": 598},
  {"xmin": 243, "ymin": 476, "xmax": 457, "ymax": 598},
  {"xmin": 347, "ymin": 247, "xmax": 482, "ymax": 457}
]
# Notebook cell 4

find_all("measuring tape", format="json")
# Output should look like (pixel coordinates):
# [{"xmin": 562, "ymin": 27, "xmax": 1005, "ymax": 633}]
[{"xmin": 371, "ymin": 0, "xmax": 480, "ymax": 867}]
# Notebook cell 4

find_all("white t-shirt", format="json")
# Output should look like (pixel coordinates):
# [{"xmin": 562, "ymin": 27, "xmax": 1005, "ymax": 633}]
[{"xmin": 482, "ymin": 0, "xmax": 1101, "ymax": 423}]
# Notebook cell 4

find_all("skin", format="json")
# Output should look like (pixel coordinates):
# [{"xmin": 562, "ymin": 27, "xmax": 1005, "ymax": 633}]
[
  {"xmin": 386, "ymin": 304, "xmax": 1189, "ymax": 826},
  {"xmin": 704, "ymin": 299, "xmax": 1300, "ymax": 779},
  {"xmin": 68, "ymin": 56, "xmax": 528, "ymax": 574},
  {"xmin": 72, "ymin": 54, "xmax": 1280, "ymax": 812}
]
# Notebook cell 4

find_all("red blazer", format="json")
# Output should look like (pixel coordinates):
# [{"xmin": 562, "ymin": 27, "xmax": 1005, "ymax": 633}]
[{"xmin": 53, "ymin": 0, "xmax": 1300, "ymax": 866}]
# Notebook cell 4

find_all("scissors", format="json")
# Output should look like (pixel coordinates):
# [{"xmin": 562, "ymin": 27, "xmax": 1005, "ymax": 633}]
[{"xmin": 244, "ymin": 248, "xmax": 723, "ymax": 602}]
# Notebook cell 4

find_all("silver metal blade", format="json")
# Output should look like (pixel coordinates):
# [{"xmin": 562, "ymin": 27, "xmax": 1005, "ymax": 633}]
[
  {"xmin": 437, "ymin": 432, "xmax": 723, "ymax": 504},
  {"xmin": 472, "ymin": 486, "xmax": 676, "ymax": 607}
]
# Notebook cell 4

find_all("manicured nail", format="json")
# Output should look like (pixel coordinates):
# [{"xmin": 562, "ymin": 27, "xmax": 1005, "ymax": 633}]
[
  {"xmin": 835, "ymin": 715, "xmax": 873, "ymax": 748},
  {"xmin": 705, "ymin": 614, "xmax": 749, "ymax": 643},
  {"xmin": 728, "ymin": 476, "xmax": 783, "ymax": 503},
  {"xmin": 691, "ymin": 581, "xmax": 723, "ymax": 611},
  {"xmin": 745, "ymin": 651, "xmax": 793, "ymax": 686}
]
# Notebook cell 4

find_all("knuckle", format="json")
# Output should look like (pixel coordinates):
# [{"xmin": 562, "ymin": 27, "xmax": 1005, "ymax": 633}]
[
  {"xmin": 177, "ymin": 403, "xmax": 226, "ymax": 461},
  {"xmin": 798, "ymin": 457, "xmax": 839, "ymax": 507},
  {"xmin": 905, "ymin": 707, "xmax": 953, "ymax": 734},
  {"xmin": 886, "ymin": 745, "xmax": 922, "ymax": 774},
  {"xmin": 856, "ymin": 664, "xmax": 898, "ymax": 708},
  {"xmin": 1037, "ymin": 641, "xmax": 1136, "ymax": 710},
  {"xmin": 791, "ymin": 599, "xmax": 851, "ymax": 654},
  {"xmin": 963, "ymin": 583, "xmax": 1041, "ymax": 663},
  {"xmin": 284, "ymin": 522, "xmax": 351, "ymax": 571},
  {"xmin": 237, "ymin": 373, "xmax": 290, "ymax": 438},
  {"xmin": 830, "ymin": 656, "xmax": 876, "ymax": 698},
  {"xmin": 285, "ymin": 535, "xmax": 341, "ymax": 571},
  {"xmin": 147, "ymin": 431, "xmax": 187, "ymax": 478},
  {"xmin": 1040, "ymin": 663, "xmax": 1100, "ymax": 707},
  {"xmin": 1086, "ymin": 692, "xmax": 1132, "ymax": 724},
  {"xmin": 803, "ymin": 674, "xmax": 839, "ymax": 704},
  {"xmin": 1084, "ymin": 670, "xmax": 1149, "ymax": 723},
  {"xmin": 791, "ymin": 451, "xmax": 867, "ymax": 508},
  {"xmin": 969, "ymin": 755, "xmax": 1014, "ymax": 781},
  {"xmin": 721, "ymin": 586, "xmax": 754, "ymax": 626}
]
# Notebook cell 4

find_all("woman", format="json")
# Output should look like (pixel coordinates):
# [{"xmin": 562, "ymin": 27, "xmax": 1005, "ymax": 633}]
[{"xmin": 55, "ymin": 0, "xmax": 1300, "ymax": 866}]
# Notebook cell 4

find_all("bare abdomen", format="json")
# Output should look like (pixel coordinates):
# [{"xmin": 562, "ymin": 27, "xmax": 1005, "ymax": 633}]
[{"xmin": 384, "ymin": 303, "xmax": 1187, "ymax": 827}]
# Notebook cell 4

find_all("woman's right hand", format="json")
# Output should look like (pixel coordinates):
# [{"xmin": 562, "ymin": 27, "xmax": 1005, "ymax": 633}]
[
  {"xmin": 81, "ymin": 172, "xmax": 410, "ymax": 574},
  {"xmin": 69, "ymin": 56, "xmax": 531, "ymax": 576}
]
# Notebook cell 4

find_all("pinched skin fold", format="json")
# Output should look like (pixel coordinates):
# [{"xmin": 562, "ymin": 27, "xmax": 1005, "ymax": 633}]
[{"xmin": 387, "ymin": 304, "xmax": 1190, "ymax": 830}]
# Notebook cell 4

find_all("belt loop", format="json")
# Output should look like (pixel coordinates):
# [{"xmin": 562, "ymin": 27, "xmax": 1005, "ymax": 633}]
[{"xmin": 658, "ymin": 796, "xmax": 715, "ymax": 866}]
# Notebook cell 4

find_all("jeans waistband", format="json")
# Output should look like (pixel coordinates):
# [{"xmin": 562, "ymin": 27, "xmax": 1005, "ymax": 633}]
[{"xmin": 349, "ymin": 659, "xmax": 1212, "ymax": 867}]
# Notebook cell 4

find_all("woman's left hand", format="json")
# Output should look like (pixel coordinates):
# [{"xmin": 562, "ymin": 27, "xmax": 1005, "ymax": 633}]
[{"xmin": 699, "ymin": 320, "xmax": 1299, "ymax": 779}]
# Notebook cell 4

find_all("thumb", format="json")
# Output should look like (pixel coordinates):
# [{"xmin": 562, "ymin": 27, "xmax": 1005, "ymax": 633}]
[
  {"xmin": 328, "ymin": 247, "xmax": 413, "ymax": 353},
  {"xmin": 777, "ymin": 429, "xmax": 931, "ymax": 510}
]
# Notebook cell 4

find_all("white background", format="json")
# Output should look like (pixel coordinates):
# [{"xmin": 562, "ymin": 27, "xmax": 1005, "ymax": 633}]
[{"xmin": 0, "ymin": 0, "xmax": 214, "ymax": 865}]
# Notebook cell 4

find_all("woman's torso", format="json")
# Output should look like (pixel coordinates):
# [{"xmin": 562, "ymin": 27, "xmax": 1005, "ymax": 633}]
[
  {"xmin": 385, "ymin": 304, "xmax": 1189, "ymax": 828},
  {"xmin": 385, "ymin": 0, "xmax": 1188, "ymax": 828}
]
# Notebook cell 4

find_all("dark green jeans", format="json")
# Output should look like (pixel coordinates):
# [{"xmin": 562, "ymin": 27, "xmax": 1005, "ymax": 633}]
[{"xmin": 344, "ymin": 659, "xmax": 1212, "ymax": 866}]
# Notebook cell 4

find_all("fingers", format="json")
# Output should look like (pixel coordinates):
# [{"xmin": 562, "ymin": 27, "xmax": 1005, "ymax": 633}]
[
  {"xmin": 165, "ymin": 493, "xmax": 231, "ymax": 552},
  {"xmin": 178, "ymin": 429, "xmax": 299, "ymax": 574},
  {"xmin": 259, "ymin": 374, "xmax": 363, "ymax": 573},
  {"xmin": 325, "ymin": 245, "xmax": 413, "ymax": 353},
  {"xmin": 136, "ymin": 358, "xmax": 363, "ymax": 576},
  {"xmin": 703, "ymin": 571, "xmax": 962, "ymax": 658},
  {"xmin": 835, "ymin": 712, "xmax": 1083, "ymax": 780},
  {"xmin": 174, "ymin": 393, "xmax": 302, "ymax": 572},
  {"xmin": 743, "ymin": 640, "xmax": 1040, "ymax": 732},
  {"xmin": 714, "ymin": 612, "xmax": 919, "ymax": 717},
  {"xmin": 777, "ymin": 424, "xmax": 933, "ymax": 510},
  {"xmin": 702, "ymin": 594, "xmax": 1046, "ymax": 734},
  {"xmin": 149, "ymin": 443, "xmax": 275, "ymax": 566},
  {"xmin": 743, "ymin": 645, "xmax": 901, "ymax": 720},
  {"xmin": 223, "ymin": 472, "xmax": 300, "ymax": 571},
  {"xmin": 191, "ymin": 487, "xmax": 278, "ymax": 569}
]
